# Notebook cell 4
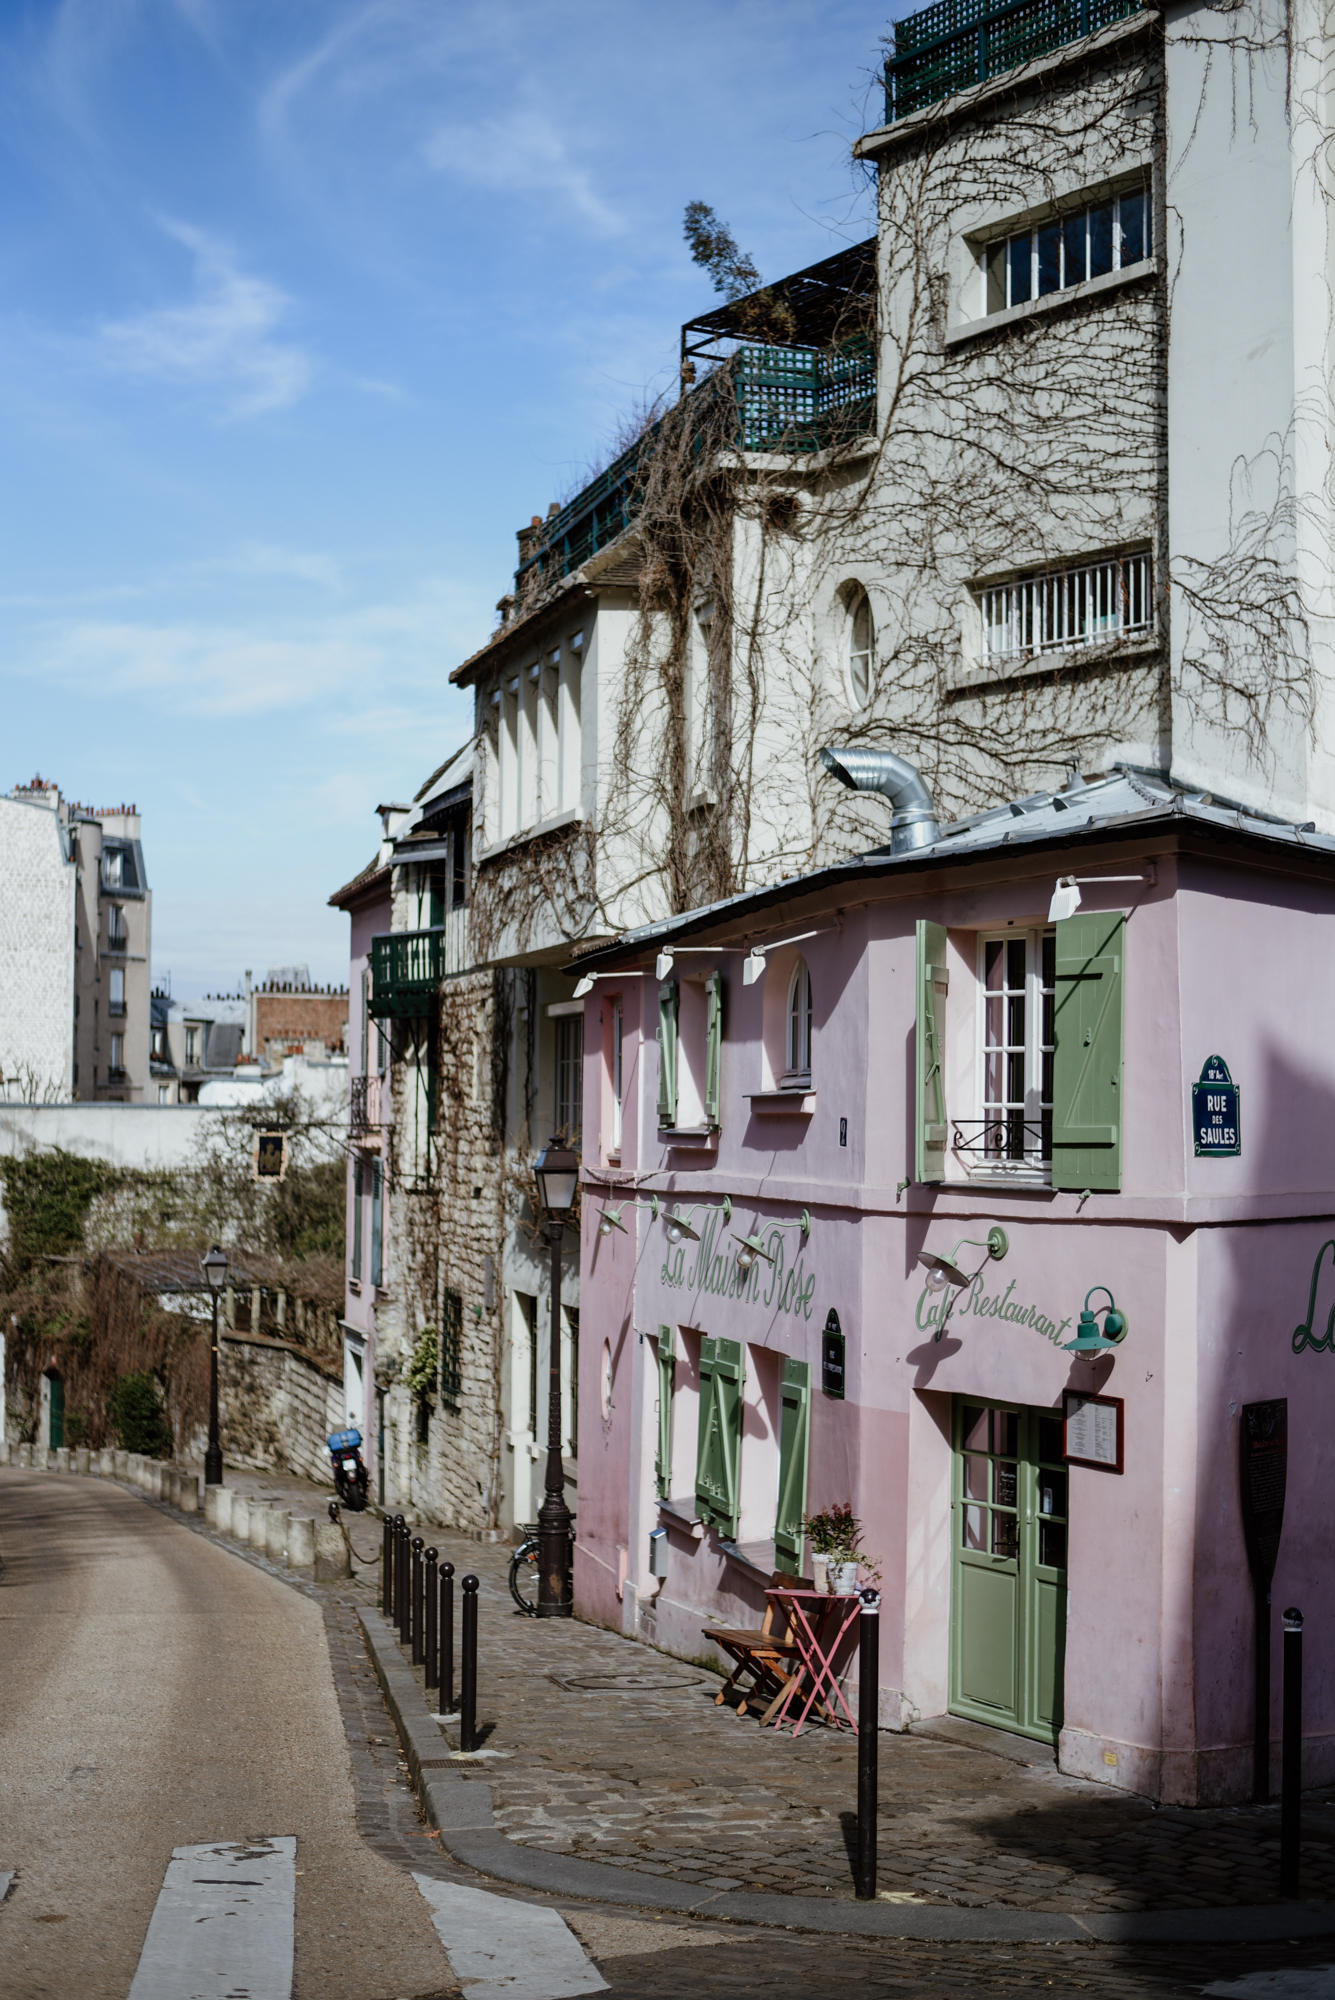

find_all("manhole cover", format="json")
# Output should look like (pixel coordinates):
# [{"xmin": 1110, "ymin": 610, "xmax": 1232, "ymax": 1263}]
[{"xmin": 546, "ymin": 1672, "xmax": 703, "ymax": 1693}]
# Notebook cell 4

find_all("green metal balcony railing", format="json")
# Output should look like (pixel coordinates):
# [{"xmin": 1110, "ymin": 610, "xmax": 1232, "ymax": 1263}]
[
  {"xmin": 885, "ymin": 0, "xmax": 1142, "ymax": 123},
  {"xmin": 369, "ymin": 913, "xmax": 469, "ymax": 1018}
]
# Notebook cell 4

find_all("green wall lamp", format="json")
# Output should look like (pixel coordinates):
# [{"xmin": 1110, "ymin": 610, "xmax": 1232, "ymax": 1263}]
[
  {"xmin": 597, "ymin": 1194, "xmax": 661, "ymax": 1238},
  {"xmin": 663, "ymin": 1196, "xmax": 732, "ymax": 1245},
  {"xmin": 734, "ymin": 1208, "xmax": 810, "ymax": 1274},
  {"xmin": 1064, "ymin": 1285, "xmax": 1129, "ymax": 1356},
  {"xmin": 917, "ymin": 1226, "xmax": 1009, "ymax": 1291}
]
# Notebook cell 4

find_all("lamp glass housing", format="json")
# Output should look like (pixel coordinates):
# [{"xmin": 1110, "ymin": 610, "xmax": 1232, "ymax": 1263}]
[
  {"xmin": 201, "ymin": 1244, "xmax": 228, "ymax": 1295},
  {"xmin": 534, "ymin": 1137, "xmax": 580, "ymax": 1217}
]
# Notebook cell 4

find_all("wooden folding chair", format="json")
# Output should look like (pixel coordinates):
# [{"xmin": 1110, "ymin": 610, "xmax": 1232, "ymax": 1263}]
[{"xmin": 704, "ymin": 1571, "xmax": 802, "ymax": 1717}]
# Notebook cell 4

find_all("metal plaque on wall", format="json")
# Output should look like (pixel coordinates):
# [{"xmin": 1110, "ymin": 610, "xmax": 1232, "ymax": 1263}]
[
  {"xmin": 821, "ymin": 1309, "xmax": 845, "ymax": 1399},
  {"xmin": 1192, "ymin": 1055, "xmax": 1241, "ymax": 1157},
  {"xmin": 1240, "ymin": 1398, "xmax": 1287, "ymax": 1588}
]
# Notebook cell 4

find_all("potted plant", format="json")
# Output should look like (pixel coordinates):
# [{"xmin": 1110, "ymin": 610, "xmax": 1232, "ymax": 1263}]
[{"xmin": 803, "ymin": 1505, "xmax": 878, "ymax": 1595}]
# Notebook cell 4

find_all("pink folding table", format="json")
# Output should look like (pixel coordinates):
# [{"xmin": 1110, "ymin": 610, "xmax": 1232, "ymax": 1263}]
[{"xmin": 760, "ymin": 1587, "xmax": 862, "ymax": 1736}]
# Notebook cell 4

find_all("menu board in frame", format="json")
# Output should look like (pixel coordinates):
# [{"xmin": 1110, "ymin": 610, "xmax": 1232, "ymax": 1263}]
[{"xmin": 1063, "ymin": 1390, "xmax": 1124, "ymax": 1473}]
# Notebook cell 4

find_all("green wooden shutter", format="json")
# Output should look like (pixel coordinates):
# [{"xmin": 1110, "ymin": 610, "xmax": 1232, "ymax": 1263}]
[
  {"xmin": 915, "ymin": 920, "xmax": 949, "ymax": 1183},
  {"xmin": 657, "ymin": 979, "xmax": 679, "ymax": 1127},
  {"xmin": 1052, "ymin": 912, "xmax": 1126, "ymax": 1191},
  {"xmin": 695, "ymin": 1335, "xmax": 744, "ymax": 1535},
  {"xmin": 351, "ymin": 1158, "xmax": 363, "ymax": 1280},
  {"xmin": 704, "ymin": 970, "xmax": 723, "ymax": 1126},
  {"xmin": 655, "ymin": 1326, "xmax": 675, "ymax": 1498},
  {"xmin": 774, "ymin": 1357, "xmax": 811, "ymax": 1575},
  {"xmin": 370, "ymin": 1160, "xmax": 384, "ymax": 1286}
]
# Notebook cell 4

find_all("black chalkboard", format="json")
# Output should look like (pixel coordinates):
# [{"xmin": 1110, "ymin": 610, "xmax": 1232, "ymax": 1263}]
[
  {"xmin": 1240, "ymin": 1399, "xmax": 1287, "ymax": 1589},
  {"xmin": 821, "ymin": 1309, "xmax": 845, "ymax": 1399}
]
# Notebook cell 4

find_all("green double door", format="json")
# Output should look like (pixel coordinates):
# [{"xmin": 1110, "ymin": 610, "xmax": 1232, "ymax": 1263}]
[{"xmin": 950, "ymin": 1399, "xmax": 1067, "ymax": 1744}]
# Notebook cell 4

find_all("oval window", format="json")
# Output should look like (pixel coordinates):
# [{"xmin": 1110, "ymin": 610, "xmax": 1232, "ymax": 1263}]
[{"xmin": 847, "ymin": 589, "xmax": 873, "ymax": 706}]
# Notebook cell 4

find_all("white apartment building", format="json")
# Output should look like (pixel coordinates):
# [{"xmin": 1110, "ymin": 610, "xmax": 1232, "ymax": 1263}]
[{"xmin": 0, "ymin": 779, "xmax": 153, "ymax": 1103}]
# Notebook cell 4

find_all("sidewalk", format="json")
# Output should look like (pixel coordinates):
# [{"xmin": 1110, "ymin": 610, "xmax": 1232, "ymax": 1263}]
[{"xmin": 120, "ymin": 1463, "xmax": 1335, "ymax": 1943}]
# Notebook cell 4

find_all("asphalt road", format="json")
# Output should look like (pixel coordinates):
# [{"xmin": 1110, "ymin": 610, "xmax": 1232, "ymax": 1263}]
[{"xmin": 0, "ymin": 1469, "xmax": 454, "ymax": 2000}]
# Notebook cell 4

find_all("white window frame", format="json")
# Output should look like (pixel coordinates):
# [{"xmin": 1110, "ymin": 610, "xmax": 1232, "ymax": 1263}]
[
  {"xmin": 185, "ymin": 1025, "xmax": 200, "ymax": 1065},
  {"xmin": 846, "ymin": 589, "xmax": 872, "ymax": 707},
  {"xmin": 962, "ymin": 929, "xmax": 1055, "ymax": 1185},
  {"xmin": 108, "ymin": 967, "xmax": 125, "ymax": 1014},
  {"xmin": 103, "ymin": 848, "xmax": 124, "ymax": 887},
  {"xmin": 554, "ymin": 1012, "xmax": 583, "ymax": 1142},
  {"xmin": 610, "ymin": 997, "xmax": 624, "ymax": 1155},
  {"xmin": 784, "ymin": 959, "xmax": 812, "ymax": 1086},
  {"xmin": 109, "ymin": 1031, "xmax": 124, "ymax": 1074},
  {"xmin": 982, "ymin": 181, "xmax": 1152, "ymax": 316},
  {"xmin": 980, "ymin": 552, "xmax": 1151, "ymax": 667}
]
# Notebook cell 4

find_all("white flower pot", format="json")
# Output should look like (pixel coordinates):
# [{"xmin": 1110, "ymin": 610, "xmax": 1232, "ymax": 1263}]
[
  {"xmin": 811, "ymin": 1553, "xmax": 831, "ymax": 1594},
  {"xmin": 830, "ymin": 1560, "xmax": 860, "ymax": 1596}
]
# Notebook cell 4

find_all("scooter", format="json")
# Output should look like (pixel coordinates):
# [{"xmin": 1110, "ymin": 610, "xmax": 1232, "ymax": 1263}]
[{"xmin": 327, "ymin": 1426, "xmax": 369, "ymax": 1510}]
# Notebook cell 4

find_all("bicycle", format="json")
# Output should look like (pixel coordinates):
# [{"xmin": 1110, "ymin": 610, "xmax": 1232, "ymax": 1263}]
[{"xmin": 507, "ymin": 1516, "xmax": 576, "ymax": 1614}]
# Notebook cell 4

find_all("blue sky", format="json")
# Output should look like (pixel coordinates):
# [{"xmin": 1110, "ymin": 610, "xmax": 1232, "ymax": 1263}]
[{"xmin": 1, "ymin": 0, "xmax": 889, "ymax": 996}]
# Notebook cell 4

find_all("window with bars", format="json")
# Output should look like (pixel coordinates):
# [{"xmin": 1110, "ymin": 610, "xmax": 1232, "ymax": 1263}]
[
  {"xmin": 984, "ymin": 183, "xmax": 1152, "ymax": 315},
  {"xmin": 976, "ymin": 930, "xmax": 1054, "ymax": 1178},
  {"xmin": 554, "ymin": 1013, "xmax": 583, "ymax": 1141},
  {"xmin": 440, "ymin": 1288, "xmax": 462, "ymax": 1410},
  {"xmin": 980, "ymin": 552, "xmax": 1151, "ymax": 665}
]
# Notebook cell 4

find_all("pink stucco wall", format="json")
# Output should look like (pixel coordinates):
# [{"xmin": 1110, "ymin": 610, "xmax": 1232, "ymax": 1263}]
[{"xmin": 574, "ymin": 833, "xmax": 1335, "ymax": 1803}]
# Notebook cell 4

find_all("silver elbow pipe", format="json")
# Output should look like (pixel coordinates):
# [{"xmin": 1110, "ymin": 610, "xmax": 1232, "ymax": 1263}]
[{"xmin": 819, "ymin": 746, "xmax": 939, "ymax": 854}]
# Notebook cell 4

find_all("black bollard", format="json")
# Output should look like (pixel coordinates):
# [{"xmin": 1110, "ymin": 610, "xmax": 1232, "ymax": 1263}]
[
  {"xmin": 396, "ymin": 1517, "xmax": 410, "ymax": 1646},
  {"xmin": 411, "ymin": 1537, "xmax": 425, "ymax": 1665},
  {"xmin": 424, "ymin": 1548, "xmax": 439, "ymax": 1690},
  {"xmin": 440, "ymin": 1562, "xmax": 456, "ymax": 1714},
  {"xmin": 855, "ymin": 1588, "xmax": 880, "ymax": 1900},
  {"xmin": 460, "ymin": 1574, "xmax": 479, "ymax": 1752},
  {"xmin": 1280, "ymin": 1606, "xmax": 1304, "ymax": 1898},
  {"xmin": 381, "ymin": 1513, "xmax": 393, "ymax": 1618}
]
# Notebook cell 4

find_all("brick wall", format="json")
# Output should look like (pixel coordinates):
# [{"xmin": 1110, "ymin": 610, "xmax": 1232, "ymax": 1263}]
[{"xmin": 253, "ymin": 988, "xmax": 349, "ymax": 1056}]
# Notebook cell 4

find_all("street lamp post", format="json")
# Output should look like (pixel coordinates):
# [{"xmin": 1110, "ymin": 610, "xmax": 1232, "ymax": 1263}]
[
  {"xmin": 532, "ymin": 1137, "xmax": 579, "ymax": 1617},
  {"xmin": 201, "ymin": 1244, "xmax": 228, "ymax": 1486}
]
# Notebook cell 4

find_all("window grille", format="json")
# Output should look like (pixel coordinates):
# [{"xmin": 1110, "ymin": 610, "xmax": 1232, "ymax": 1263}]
[
  {"xmin": 981, "ymin": 552, "xmax": 1151, "ymax": 665},
  {"xmin": 440, "ymin": 1288, "xmax": 462, "ymax": 1410}
]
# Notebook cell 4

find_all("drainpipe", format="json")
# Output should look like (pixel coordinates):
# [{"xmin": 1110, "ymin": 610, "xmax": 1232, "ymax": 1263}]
[{"xmin": 819, "ymin": 747, "xmax": 940, "ymax": 854}]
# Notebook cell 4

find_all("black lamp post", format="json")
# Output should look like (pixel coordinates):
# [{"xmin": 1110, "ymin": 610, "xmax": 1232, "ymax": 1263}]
[
  {"xmin": 533, "ymin": 1136, "xmax": 579, "ymax": 1617},
  {"xmin": 201, "ymin": 1243, "xmax": 228, "ymax": 1486}
]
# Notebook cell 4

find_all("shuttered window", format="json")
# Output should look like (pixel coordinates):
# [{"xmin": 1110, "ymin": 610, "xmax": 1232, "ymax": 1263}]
[
  {"xmin": 915, "ymin": 920, "xmax": 949, "ymax": 1183},
  {"xmin": 655, "ymin": 1326, "xmax": 675, "ymax": 1498},
  {"xmin": 657, "ymin": 980, "xmax": 679, "ymax": 1127},
  {"xmin": 774, "ymin": 1357, "xmax": 811, "ymax": 1575},
  {"xmin": 695, "ymin": 1335, "xmax": 744, "ymax": 1536},
  {"xmin": 1051, "ymin": 912, "xmax": 1126, "ymax": 1191},
  {"xmin": 370, "ymin": 1160, "xmax": 383, "ymax": 1286},
  {"xmin": 704, "ymin": 971, "xmax": 723, "ymax": 1126},
  {"xmin": 351, "ymin": 1159, "xmax": 363, "ymax": 1280}
]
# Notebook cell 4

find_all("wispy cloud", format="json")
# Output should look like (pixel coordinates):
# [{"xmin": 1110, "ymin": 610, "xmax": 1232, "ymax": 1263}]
[
  {"xmin": 422, "ymin": 102, "xmax": 624, "ymax": 237},
  {"xmin": 99, "ymin": 217, "xmax": 311, "ymax": 418}
]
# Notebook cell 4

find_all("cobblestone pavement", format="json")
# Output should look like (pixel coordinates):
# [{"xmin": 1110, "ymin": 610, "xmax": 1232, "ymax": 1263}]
[{"xmin": 208, "ymin": 1469, "xmax": 1335, "ymax": 1996}]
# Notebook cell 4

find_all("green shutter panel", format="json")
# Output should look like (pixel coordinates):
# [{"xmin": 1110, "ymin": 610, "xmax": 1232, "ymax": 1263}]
[
  {"xmin": 695, "ymin": 1335, "xmax": 744, "ymax": 1536},
  {"xmin": 774, "ymin": 1357, "xmax": 811, "ymax": 1576},
  {"xmin": 1052, "ymin": 911, "xmax": 1126, "ymax": 1192},
  {"xmin": 655, "ymin": 1326, "xmax": 675, "ymax": 1499},
  {"xmin": 915, "ymin": 920, "xmax": 949, "ymax": 1183},
  {"xmin": 704, "ymin": 970, "xmax": 723, "ymax": 1126},
  {"xmin": 657, "ymin": 979, "xmax": 679, "ymax": 1127}
]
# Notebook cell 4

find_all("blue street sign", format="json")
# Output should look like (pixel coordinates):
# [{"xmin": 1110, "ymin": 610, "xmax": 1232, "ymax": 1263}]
[{"xmin": 1192, "ymin": 1055, "xmax": 1241, "ymax": 1157}]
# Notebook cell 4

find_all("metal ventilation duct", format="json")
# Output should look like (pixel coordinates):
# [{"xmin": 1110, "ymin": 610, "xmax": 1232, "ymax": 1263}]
[{"xmin": 819, "ymin": 747, "xmax": 940, "ymax": 854}]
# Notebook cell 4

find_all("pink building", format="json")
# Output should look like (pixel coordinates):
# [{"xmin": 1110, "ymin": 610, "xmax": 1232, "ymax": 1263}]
[{"xmin": 573, "ymin": 765, "xmax": 1335, "ymax": 1806}]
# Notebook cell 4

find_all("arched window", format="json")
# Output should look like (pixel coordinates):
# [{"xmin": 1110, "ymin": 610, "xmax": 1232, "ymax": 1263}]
[
  {"xmin": 847, "ymin": 588, "xmax": 873, "ymax": 706},
  {"xmin": 786, "ymin": 958, "xmax": 812, "ymax": 1082}
]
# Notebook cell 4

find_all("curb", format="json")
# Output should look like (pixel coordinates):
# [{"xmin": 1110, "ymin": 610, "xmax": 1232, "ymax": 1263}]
[{"xmin": 356, "ymin": 1605, "xmax": 1335, "ymax": 1945}]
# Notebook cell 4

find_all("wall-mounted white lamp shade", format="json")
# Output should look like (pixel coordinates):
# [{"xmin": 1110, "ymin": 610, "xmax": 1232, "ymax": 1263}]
[
  {"xmin": 743, "ymin": 950, "xmax": 766, "ymax": 986},
  {"xmin": 597, "ymin": 1206, "xmax": 627, "ymax": 1237},
  {"xmin": 656, "ymin": 949, "xmax": 675, "ymax": 982},
  {"xmin": 201, "ymin": 1243, "xmax": 228, "ymax": 1294},
  {"xmin": 734, "ymin": 1232, "xmax": 775, "ymax": 1274},
  {"xmin": 1048, "ymin": 877, "xmax": 1082, "ymax": 923},
  {"xmin": 664, "ymin": 1207, "xmax": 701, "ymax": 1244},
  {"xmin": 534, "ymin": 1136, "xmax": 580, "ymax": 1216},
  {"xmin": 573, "ymin": 975, "xmax": 595, "ymax": 999}
]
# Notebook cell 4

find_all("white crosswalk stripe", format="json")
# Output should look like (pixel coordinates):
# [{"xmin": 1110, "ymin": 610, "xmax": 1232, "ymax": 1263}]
[
  {"xmin": 413, "ymin": 1874, "xmax": 609, "ymax": 2000},
  {"xmin": 128, "ymin": 1838, "xmax": 296, "ymax": 2000},
  {"xmin": 1203, "ymin": 1972, "xmax": 1335, "ymax": 1997}
]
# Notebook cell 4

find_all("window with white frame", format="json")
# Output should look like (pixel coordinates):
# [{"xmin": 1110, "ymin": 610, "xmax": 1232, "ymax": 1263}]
[
  {"xmin": 609, "ymin": 998, "xmax": 624, "ymax": 1155},
  {"xmin": 984, "ymin": 182, "xmax": 1152, "ymax": 315},
  {"xmin": 109, "ymin": 1031, "xmax": 124, "ymax": 1074},
  {"xmin": 966, "ymin": 930, "xmax": 1055, "ymax": 1177},
  {"xmin": 846, "ymin": 589, "xmax": 872, "ymax": 706},
  {"xmin": 185, "ymin": 1025, "xmax": 200, "ymax": 1065},
  {"xmin": 554, "ymin": 1013, "xmax": 583, "ymax": 1141},
  {"xmin": 107, "ymin": 903, "xmax": 127, "ymax": 948},
  {"xmin": 108, "ymin": 967, "xmax": 125, "ymax": 1016},
  {"xmin": 981, "ymin": 552, "xmax": 1151, "ymax": 665},
  {"xmin": 785, "ymin": 959, "xmax": 812, "ymax": 1084},
  {"xmin": 103, "ymin": 847, "xmax": 124, "ymax": 887}
]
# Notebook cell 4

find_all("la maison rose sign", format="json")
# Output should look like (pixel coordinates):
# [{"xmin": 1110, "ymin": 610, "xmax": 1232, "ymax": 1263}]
[{"xmin": 659, "ymin": 1209, "xmax": 817, "ymax": 1322}]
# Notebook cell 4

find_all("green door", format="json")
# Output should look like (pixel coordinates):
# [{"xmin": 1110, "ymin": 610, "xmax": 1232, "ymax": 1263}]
[
  {"xmin": 950, "ymin": 1399, "xmax": 1067, "ymax": 1744},
  {"xmin": 48, "ymin": 1374, "xmax": 65, "ymax": 1450}
]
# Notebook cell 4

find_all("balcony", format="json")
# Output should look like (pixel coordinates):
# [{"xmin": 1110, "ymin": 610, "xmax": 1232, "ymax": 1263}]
[
  {"xmin": 369, "ymin": 911, "xmax": 469, "ymax": 1018},
  {"xmin": 516, "ymin": 240, "xmax": 877, "ymax": 597},
  {"xmin": 884, "ymin": 0, "xmax": 1142, "ymax": 124},
  {"xmin": 349, "ymin": 1072, "xmax": 386, "ymax": 1133}
]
